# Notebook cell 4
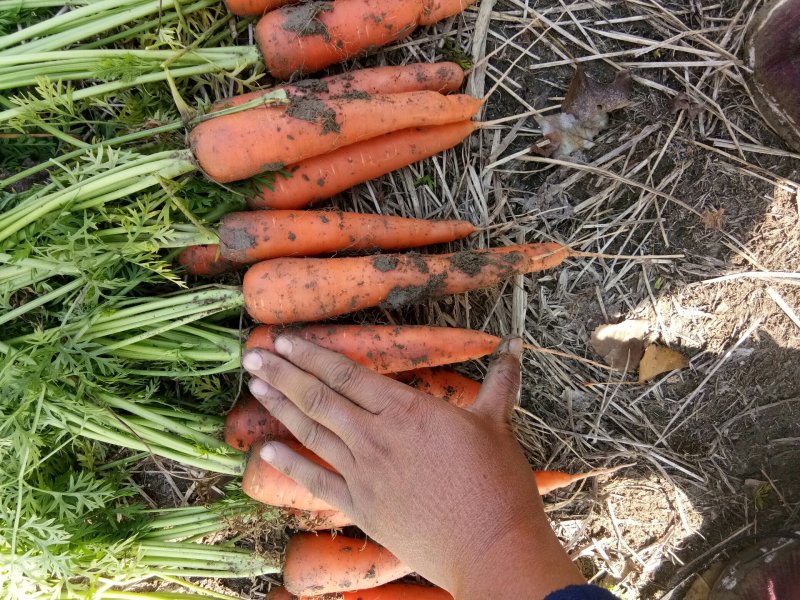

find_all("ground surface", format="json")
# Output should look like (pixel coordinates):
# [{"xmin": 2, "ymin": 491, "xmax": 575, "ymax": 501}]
[{"xmin": 133, "ymin": 1, "xmax": 799, "ymax": 598}]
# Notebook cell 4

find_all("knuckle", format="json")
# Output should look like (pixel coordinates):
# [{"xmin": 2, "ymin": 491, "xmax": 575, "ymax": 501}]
[
  {"xmin": 325, "ymin": 360, "xmax": 361, "ymax": 391},
  {"xmin": 300, "ymin": 422, "xmax": 324, "ymax": 450},
  {"xmin": 302, "ymin": 383, "xmax": 334, "ymax": 419}
]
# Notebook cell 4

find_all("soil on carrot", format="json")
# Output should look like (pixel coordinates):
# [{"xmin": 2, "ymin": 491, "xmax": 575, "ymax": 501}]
[
  {"xmin": 285, "ymin": 95, "xmax": 340, "ymax": 134},
  {"xmin": 280, "ymin": 3, "xmax": 334, "ymax": 40}
]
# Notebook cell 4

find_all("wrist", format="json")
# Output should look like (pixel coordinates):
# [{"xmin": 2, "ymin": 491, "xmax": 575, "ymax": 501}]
[{"xmin": 450, "ymin": 520, "xmax": 585, "ymax": 600}]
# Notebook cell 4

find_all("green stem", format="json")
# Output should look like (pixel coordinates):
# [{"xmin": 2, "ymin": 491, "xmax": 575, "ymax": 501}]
[
  {"xmin": 0, "ymin": 121, "xmax": 183, "ymax": 190},
  {"xmin": 0, "ymin": 277, "xmax": 84, "ymax": 327},
  {"xmin": 0, "ymin": 150, "xmax": 196, "ymax": 243},
  {"xmin": 0, "ymin": 50, "xmax": 261, "ymax": 124},
  {"xmin": 82, "ymin": 0, "xmax": 218, "ymax": 50},
  {"xmin": 0, "ymin": 0, "xmax": 194, "ymax": 55}
]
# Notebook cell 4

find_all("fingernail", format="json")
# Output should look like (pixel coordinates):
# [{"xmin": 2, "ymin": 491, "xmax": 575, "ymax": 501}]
[
  {"xmin": 274, "ymin": 336, "xmax": 292, "ymax": 355},
  {"xmin": 508, "ymin": 337, "xmax": 523, "ymax": 358},
  {"xmin": 249, "ymin": 378, "xmax": 270, "ymax": 397},
  {"xmin": 242, "ymin": 352, "xmax": 262, "ymax": 371},
  {"xmin": 260, "ymin": 443, "xmax": 276, "ymax": 463}
]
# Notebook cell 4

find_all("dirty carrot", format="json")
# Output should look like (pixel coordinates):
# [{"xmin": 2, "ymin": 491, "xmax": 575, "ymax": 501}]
[
  {"xmin": 189, "ymin": 91, "xmax": 482, "ymax": 183},
  {"xmin": 224, "ymin": 393, "xmax": 294, "ymax": 451},
  {"xmin": 283, "ymin": 533, "xmax": 411, "ymax": 596},
  {"xmin": 212, "ymin": 62, "xmax": 465, "ymax": 113},
  {"xmin": 242, "ymin": 440, "xmax": 337, "ymax": 511},
  {"xmin": 287, "ymin": 584, "xmax": 453, "ymax": 599},
  {"xmin": 243, "ymin": 242, "xmax": 570, "ymax": 324},
  {"xmin": 257, "ymin": 0, "xmax": 480, "ymax": 79},
  {"xmin": 245, "ymin": 324, "xmax": 502, "ymax": 373},
  {"xmin": 226, "ymin": 367, "xmax": 481, "ymax": 453},
  {"xmin": 533, "ymin": 465, "xmax": 631, "ymax": 495},
  {"xmin": 178, "ymin": 209, "xmax": 476, "ymax": 275},
  {"xmin": 248, "ymin": 121, "xmax": 477, "ymax": 210},
  {"xmin": 393, "ymin": 367, "xmax": 481, "ymax": 407},
  {"xmin": 177, "ymin": 244, "xmax": 238, "ymax": 277},
  {"xmin": 283, "ymin": 508, "xmax": 353, "ymax": 531},
  {"xmin": 225, "ymin": 0, "xmax": 296, "ymax": 16},
  {"xmin": 337, "ymin": 584, "xmax": 454, "ymax": 600}
]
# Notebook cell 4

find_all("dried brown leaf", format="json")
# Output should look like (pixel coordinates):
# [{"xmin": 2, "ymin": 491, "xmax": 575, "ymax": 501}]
[
  {"xmin": 535, "ymin": 68, "xmax": 633, "ymax": 158},
  {"xmin": 590, "ymin": 320, "xmax": 649, "ymax": 371},
  {"xmin": 701, "ymin": 208, "xmax": 726, "ymax": 230},
  {"xmin": 638, "ymin": 344, "xmax": 690, "ymax": 383},
  {"xmin": 670, "ymin": 93, "xmax": 705, "ymax": 118}
]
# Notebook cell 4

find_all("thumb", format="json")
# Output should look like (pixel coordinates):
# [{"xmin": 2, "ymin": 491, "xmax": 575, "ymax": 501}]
[{"xmin": 468, "ymin": 336, "xmax": 523, "ymax": 425}]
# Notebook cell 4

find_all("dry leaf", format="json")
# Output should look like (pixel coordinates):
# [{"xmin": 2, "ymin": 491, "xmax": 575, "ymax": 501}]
[
  {"xmin": 590, "ymin": 320, "xmax": 649, "ymax": 372},
  {"xmin": 638, "ymin": 344, "xmax": 689, "ymax": 383},
  {"xmin": 701, "ymin": 208, "xmax": 725, "ymax": 230},
  {"xmin": 670, "ymin": 92, "xmax": 704, "ymax": 118},
  {"xmin": 535, "ymin": 68, "xmax": 633, "ymax": 158}
]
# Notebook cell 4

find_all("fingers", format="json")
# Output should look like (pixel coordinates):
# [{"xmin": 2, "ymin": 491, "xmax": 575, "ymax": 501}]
[
  {"xmin": 249, "ymin": 378, "xmax": 354, "ymax": 471},
  {"xmin": 260, "ymin": 441, "xmax": 353, "ymax": 514},
  {"xmin": 243, "ymin": 348, "xmax": 369, "ymax": 441},
  {"xmin": 271, "ymin": 336, "xmax": 411, "ymax": 414},
  {"xmin": 468, "ymin": 336, "xmax": 523, "ymax": 425}
]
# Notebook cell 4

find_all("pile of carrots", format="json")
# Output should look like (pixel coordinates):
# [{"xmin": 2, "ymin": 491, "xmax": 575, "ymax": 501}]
[{"xmin": 173, "ymin": 1, "xmax": 625, "ymax": 597}]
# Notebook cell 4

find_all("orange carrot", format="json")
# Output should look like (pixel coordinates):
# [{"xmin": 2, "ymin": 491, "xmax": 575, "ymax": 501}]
[
  {"xmin": 256, "ymin": 0, "xmax": 478, "ymax": 79},
  {"xmin": 202, "ymin": 210, "xmax": 475, "ymax": 271},
  {"xmin": 266, "ymin": 588, "xmax": 294, "ymax": 600},
  {"xmin": 243, "ymin": 243, "xmax": 570, "ymax": 324},
  {"xmin": 243, "ymin": 440, "xmax": 338, "ymax": 511},
  {"xmin": 393, "ymin": 367, "xmax": 481, "ymax": 407},
  {"xmin": 177, "ymin": 244, "xmax": 237, "ymax": 277},
  {"xmin": 339, "ymin": 584, "xmax": 453, "ymax": 600},
  {"xmin": 248, "ymin": 122, "xmax": 477, "ymax": 210},
  {"xmin": 245, "ymin": 324, "xmax": 501, "ymax": 373},
  {"xmin": 224, "ymin": 393, "xmax": 295, "ymax": 451},
  {"xmin": 420, "ymin": 0, "xmax": 480, "ymax": 25},
  {"xmin": 533, "ymin": 466, "xmax": 629, "ymax": 495},
  {"xmin": 283, "ymin": 508, "xmax": 353, "ymax": 531},
  {"xmin": 290, "ymin": 584, "xmax": 453, "ymax": 599},
  {"xmin": 190, "ymin": 91, "xmax": 481, "ymax": 183},
  {"xmin": 283, "ymin": 534, "xmax": 411, "ymax": 596},
  {"xmin": 226, "ymin": 367, "xmax": 480, "ymax": 453},
  {"xmin": 225, "ymin": 0, "xmax": 296, "ymax": 16},
  {"xmin": 211, "ymin": 62, "xmax": 465, "ymax": 114}
]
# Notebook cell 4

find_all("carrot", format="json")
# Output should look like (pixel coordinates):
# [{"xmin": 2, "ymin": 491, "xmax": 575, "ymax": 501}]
[
  {"xmin": 338, "ymin": 584, "xmax": 453, "ymax": 600},
  {"xmin": 533, "ymin": 465, "xmax": 629, "ymax": 495},
  {"xmin": 245, "ymin": 324, "xmax": 501, "ymax": 373},
  {"xmin": 189, "ymin": 91, "xmax": 481, "ymax": 183},
  {"xmin": 248, "ymin": 122, "xmax": 477, "ymax": 210},
  {"xmin": 393, "ymin": 367, "xmax": 480, "ymax": 407},
  {"xmin": 211, "ymin": 62, "xmax": 465, "ymax": 114},
  {"xmin": 419, "ymin": 0, "xmax": 480, "ymax": 25},
  {"xmin": 177, "ymin": 244, "xmax": 237, "ymax": 277},
  {"xmin": 283, "ymin": 508, "xmax": 353, "ymax": 531},
  {"xmin": 283, "ymin": 534, "xmax": 411, "ymax": 596},
  {"xmin": 226, "ymin": 367, "xmax": 480, "ymax": 453},
  {"xmin": 292, "ymin": 584, "xmax": 453, "ymax": 599},
  {"xmin": 224, "ymin": 393, "xmax": 295, "ymax": 451},
  {"xmin": 243, "ymin": 440, "xmax": 337, "ymax": 511},
  {"xmin": 266, "ymin": 589, "xmax": 294, "ymax": 600},
  {"xmin": 186, "ymin": 210, "xmax": 475, "ymax": 275},
  {"xmin": 243, "ymin": 243, "xmax": 570, "ymax": 324},
  {"xmin": 224, "ymin": 0, "xmax": 296, "ymax": 17},
  {"xmin": 256, "ymin": 0, "xmax": 478, "ymax": 79}
]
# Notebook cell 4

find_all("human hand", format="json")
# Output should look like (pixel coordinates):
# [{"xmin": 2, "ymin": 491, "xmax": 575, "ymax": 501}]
[{"xmin": 242, "ymin": 336, "xmax": 584, "ymax": 599}]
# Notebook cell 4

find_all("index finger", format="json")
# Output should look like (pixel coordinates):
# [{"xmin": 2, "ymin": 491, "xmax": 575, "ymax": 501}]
[{"xmin": 273, "ymin": 336, "xmax": 413, "ymax": 414}]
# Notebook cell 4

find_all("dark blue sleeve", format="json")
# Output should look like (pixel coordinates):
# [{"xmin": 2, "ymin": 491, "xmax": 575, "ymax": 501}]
[{"xmin": 544, "ymin": 585, "xmax": 620, "ymax": 600}]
